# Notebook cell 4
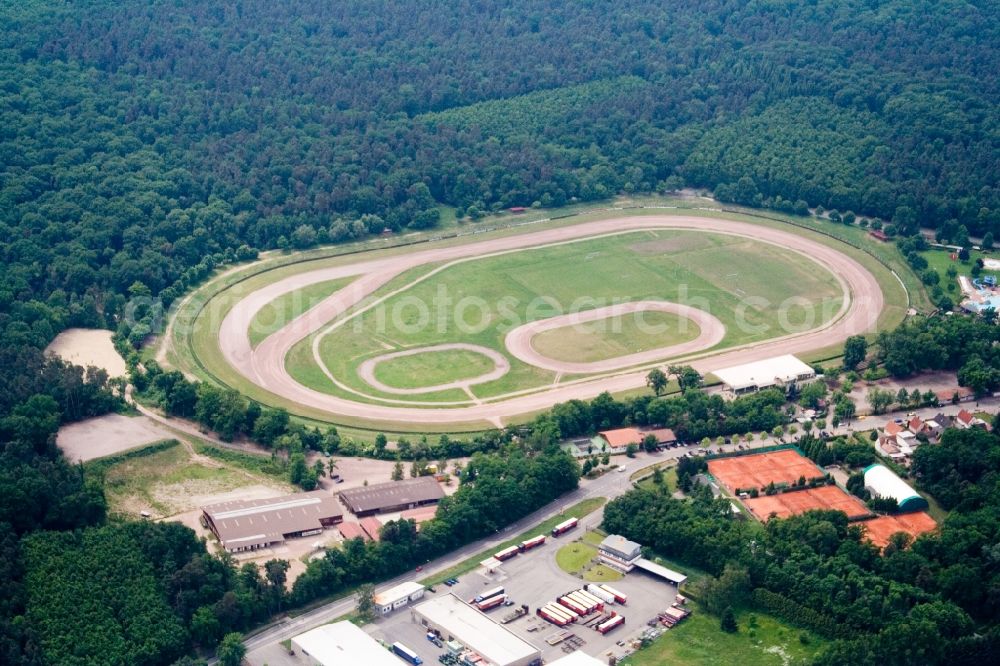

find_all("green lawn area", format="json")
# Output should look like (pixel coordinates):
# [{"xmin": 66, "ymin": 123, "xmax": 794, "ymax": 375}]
[
  {"xmin": 248, "ymin": 277, "xmax": 353, "ymax": 347},
  {"xmin": 920, "ymin": 247, "xmax": 998, "ymax": 280},
  {"xmin": 556, "ymin": 542, "xmax": 597, "ymax": 573},
  {"xmin": 531, "ymin": 310, "xmax": 701, "ymax": 363},
  {"xmin": 372, "ymin": 348, "xmax": 497, "ymax": 389},
  {"xmin": 582, "ymin": 563, "xmax": 623, "ymax": 582},
  {"xmin": 582, "ymin": 530, "xmax": 606, "ymax": 546},
  {"xmin": 301, "ymin": 228, "xmax": 842, "ymax": 401},
  {"xmin": 622, "ymin": 604, "xmax": 826, "ymax": 666},
  {"xmin": 635, "ymin": 465, "xmax": 678, "ymax": 494},
  {"xmin": 421, "ymin": 496, "xmax": 606, "ymax": 586}
]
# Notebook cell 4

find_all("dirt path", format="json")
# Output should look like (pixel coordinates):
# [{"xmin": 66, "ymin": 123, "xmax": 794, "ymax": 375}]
[
  {"xmin": 216, "ymin": 215, "xmax": 883, "ymax": 426},
  {"xmin": 503, "ymin": 300, "xmax": 725, "ymax": 374}
]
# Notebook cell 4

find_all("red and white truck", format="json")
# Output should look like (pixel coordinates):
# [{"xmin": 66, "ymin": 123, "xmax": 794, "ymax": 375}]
[
  {"xmin": 538, "ymin": 604, "xmax": 572, "ymax": 626},
  {"xmin": 596, "ymin": 614, "xmax": 625, "ymax": 634},
  {"xmin": 598, "ymin": 584, "xmax": 628, "ymax": 605},
  {"xmin": 494, "ymin": 545, "xmax": 519, "ymax": 561},
  {"xmin": 476, "ymin": 594, "xmax": 507, "ymax": 612},
  {"xmin": 551, "ymin": 517, "xmax": 578, "ymax": 537},
  {"xmin": 518, "ymin": 535, "xmax": 546, "ymax": 552}
]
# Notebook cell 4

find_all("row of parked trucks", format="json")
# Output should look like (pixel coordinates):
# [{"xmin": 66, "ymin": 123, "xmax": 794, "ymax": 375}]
[
  {"xmin": 492, "ymin": 533, "xmax": 549, "ymax": 563},
  {"xmin": 535, "ymin": 585, "xmax": 627, "ymax": 633}
]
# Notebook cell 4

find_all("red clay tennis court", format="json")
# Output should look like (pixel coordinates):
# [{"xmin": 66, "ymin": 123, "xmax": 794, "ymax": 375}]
[
  {"xmin": 859, "ymin": 512, "xmax": 937, "ymax": 548},
  {"xmin": 707, "ymin": 449, "xmax": 825, "ymax": 492},
  {"xmin": 744, "ymin": 485, "xmax": 870, "ymax": 521}
]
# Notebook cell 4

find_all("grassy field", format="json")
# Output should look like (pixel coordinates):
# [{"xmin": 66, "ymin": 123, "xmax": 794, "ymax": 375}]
[
  {"xmin": 582, "ymin": 564, "xmax": 623, "ymax": 582},
  {"xmin": 248, "ymin": 277, "xmax": 353, "ymax": 347},
  {"xmin": 421, "ymin": 496, "xmax": 606, "ymax": 586},
  {"xmin": 532, "ymin": 310, "xmax": 701, "ymax": 363},
  {"xmin": 295, "ymin": 229, "xmax": 842, "ymax": 401},
  {"xmin": 372, "ymin": 348, "xmax": 497, "ymax": 389},
  {"xmin": 92, "ymin": 440, "xmax": 291, "ymax": 518},
  {"xmin": 556, "ymin": 542, "xmax": 597, "ymax": 573},
  {"xmin": 622, "ymin": 603, "xmax": 826, "ymax": 666},
  {"xmin": 166, "ymin": 198, "xmax": 915, "ymax": 434}
]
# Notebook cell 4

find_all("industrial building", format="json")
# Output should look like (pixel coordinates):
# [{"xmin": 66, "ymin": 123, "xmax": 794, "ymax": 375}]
[
  {"xmin": 598, "ymin": 534, "xmax": 642, "ymax": 572},
  {"xmin": 292, "ymin": 621, "xmax": 404, "ymax": 666},
  {"xmin": 338, "ymin": 521, "xmax": 367, "ymax": 541},
  {"xmin": 714, "ymin": 354, "xmax": 818, "ymax": 396},
  {"xmin": 201, "ymin": 490, "xmax": 343, "ymax": 553},
  {"xmin": 412, "ymin": 594, "xmax": 542, "ymax": 666},
  {"xmin": 863, "ymin": 464, "xmax": 929, "ymax": 512},
  {"xmin": 374, "ymin": 581, "xmax": 425, "ymax": 616},
  {"xmin": 547, "ymin": 652, "xmax": 605, "ymax": 666},
  {"xmin": 339, "ymin": 477, "xmax": 445, "ymax": 517}
]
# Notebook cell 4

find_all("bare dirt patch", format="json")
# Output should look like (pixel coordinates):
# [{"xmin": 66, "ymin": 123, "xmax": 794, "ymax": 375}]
[
  {"xmin": 57, "ymin": 413, "xmax": 173, "ymax": 462},
  {"xmin": 45, "ymin": 328, "xmax": 127, "ymax": 377}
]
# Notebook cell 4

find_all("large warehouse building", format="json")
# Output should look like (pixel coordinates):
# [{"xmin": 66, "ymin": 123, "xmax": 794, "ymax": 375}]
[
  {"xmin": 292, "ymin": 621, "xmax": 404, "ymax": 666},
  {"xmin": 201, "ymin": 490, "xmax": 342, "ymax": 553},
  {"xmin": 339, "ymin": 477, "xmax": 445, "ymax": 517},
  {"xmin": 412, "ymin": 594, "xmax": 541, "ymax": 666},
  {"xmin": 863, "ymin": 464, "xmax": 929, "ymax": 512},
  {"xmin": 714, "ymin": 354, "xmax": 818, "ymax": 396}
]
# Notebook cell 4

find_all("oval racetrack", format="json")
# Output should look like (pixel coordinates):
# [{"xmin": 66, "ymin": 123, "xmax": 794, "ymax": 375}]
[{"xmin": 218, "ymin": 215, "xmax": 884, "ymax": 426}]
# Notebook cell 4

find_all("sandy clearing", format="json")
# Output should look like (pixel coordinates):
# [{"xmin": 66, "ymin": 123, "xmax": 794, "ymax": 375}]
[
  {"xmin": 504, "ymin": 300, "xmax": 725, "ymax": 374},
  {"xmin": 217, "ymin": 215, "xmax": 884, "ymax": 426},
  {"xmin": 356, "ymin": 343, "xmax": 510, "ymax": 395},
  {"xmin": 57, "ymin": 413, "xmax": 173, "ymax": 462},
  {"xmin": 45, "ymin": 328, "xmax": 127, "ymax": 377}
]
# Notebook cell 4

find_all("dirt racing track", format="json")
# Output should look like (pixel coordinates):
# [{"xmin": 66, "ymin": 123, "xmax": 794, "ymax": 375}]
[{"xmin": 217, "ymin": 215, "xmax": 885, "ymax": 427}]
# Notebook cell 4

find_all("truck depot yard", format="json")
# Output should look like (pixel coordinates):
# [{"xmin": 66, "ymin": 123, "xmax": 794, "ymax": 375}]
[{"xmin": 367, "ymin": 531, "xmax": 685, "ymax": 665}]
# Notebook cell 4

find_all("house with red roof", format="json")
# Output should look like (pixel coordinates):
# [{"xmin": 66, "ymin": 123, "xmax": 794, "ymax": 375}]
[
  {"xmin": 596, "ymin": 427, "xmax": 643, "ymax": 452},
  {"xmin": 955, "ymin": 409, "xmax": 988, "ymax": 430}
]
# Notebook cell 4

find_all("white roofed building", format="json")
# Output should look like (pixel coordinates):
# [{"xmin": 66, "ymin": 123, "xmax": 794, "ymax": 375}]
[
  {"xmin": 412, "ymin": 594, "xmax": 541, "ymax": 666},
  {"xmin": 374, "ymin": 581, "xmax": 425, "ymax": 615},
  {"xmin": 547, "ymin": 653, "xmax": 606, "ymax": 666},
  {"xmin": 292, "ymin": 621, "xmax": 404, "ymax": 666},
  {"xmin": 714, "ymin": 354, "xmax": 818, "ymax": 396},
  {"xmin": 863, "ymin": 464, "xmax": 929, "ymax": 513}
]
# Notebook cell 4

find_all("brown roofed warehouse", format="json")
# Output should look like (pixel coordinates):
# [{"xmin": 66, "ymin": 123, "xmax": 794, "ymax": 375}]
[
  {"xmin": 202, "ymin": 490, "xmax": 343, "ymax": 553},
  {"xmin": 338, "ymin": 477, "xmax": 445, "ymax": 517}
]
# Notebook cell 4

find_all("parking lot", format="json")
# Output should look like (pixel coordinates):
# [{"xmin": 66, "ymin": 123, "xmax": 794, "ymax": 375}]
[{"xmin": 368, "ymin": 530, "xmax": 681, "ymax": 664}]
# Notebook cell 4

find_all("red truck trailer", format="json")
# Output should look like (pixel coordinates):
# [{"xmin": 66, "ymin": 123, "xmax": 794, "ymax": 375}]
[
  {"xmin": 596, "ymin": 614, "xmax": 625, "ymax": 634},
  {"xmin": 518, "ymin": 535, "xmax": 546, "ymax": 552},
  {"xmin": 551, "ymin": 518, "xmax": 578, "ymax": 537},
  {"xmin": 494, "ymin": 545, "xmax": 519, "ymax": 561}
]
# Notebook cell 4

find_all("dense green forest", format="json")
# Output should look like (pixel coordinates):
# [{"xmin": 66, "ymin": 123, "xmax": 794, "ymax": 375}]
[
  {"xmin": 1, "ymin": 1, "xmax": 999, "ymax": 663},
  {"xmin": 605, "ymin": 426, "xmax": 1000, "ymax": 664}
]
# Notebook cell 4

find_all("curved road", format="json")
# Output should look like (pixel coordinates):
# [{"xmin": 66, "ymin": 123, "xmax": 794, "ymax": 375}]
[{"xmin": 218, "ymin": 215, "xmax": 883, "ymax": 426}]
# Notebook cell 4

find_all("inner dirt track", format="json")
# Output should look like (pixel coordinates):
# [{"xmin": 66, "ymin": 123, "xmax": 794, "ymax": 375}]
[{"xmin": 218, "ymin": 215, "xmax": 884, "ymax": 427}]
